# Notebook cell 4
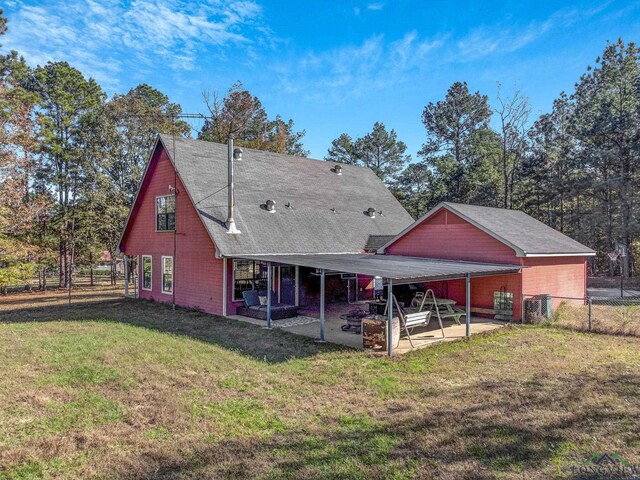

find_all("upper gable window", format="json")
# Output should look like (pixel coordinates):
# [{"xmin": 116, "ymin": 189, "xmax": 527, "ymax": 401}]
[{"xmin": 156, "ymin": 195, "xmax": 175, "ymax": 231}]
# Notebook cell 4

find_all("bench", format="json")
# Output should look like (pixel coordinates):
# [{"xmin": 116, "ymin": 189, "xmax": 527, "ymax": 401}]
[
  {"xmin": 439, "ymin": 308, "xmax": 466, "ymax": 325},
  {"xmin": 400, "ymin": 310, "xmax": 433, "ymax": 348}
]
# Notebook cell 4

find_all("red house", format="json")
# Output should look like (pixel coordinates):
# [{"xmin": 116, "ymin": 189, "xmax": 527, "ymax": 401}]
[
  {"xmin": 378, "ymin": 202, "xmax": 596, "ymax": 318},
  {"xmin": 119, "ymin": 135, "xmax": 594, "ymax": 328}
]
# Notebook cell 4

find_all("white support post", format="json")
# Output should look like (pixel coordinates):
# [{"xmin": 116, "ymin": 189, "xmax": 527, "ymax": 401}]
[
  {"xmin": 387, "ymin": 278, "xmax": 394, "ymax": 357},
  {"xmin": 124, "ymin": 255, "xmax": 129, "ymax": 297},
  {"xmin": 294, "ymin": 265, "xmax": 300, "ymax": 307},
  {"xmin": 267, "ymin": 262, "xmax": 272, "ymax": 329},
  {"xmin": 319, "ymin": 268, "xmax": 325, "ymax": 341},
  {"xmin": 465, "ymin": 273, "xmax": 471, "ymax": 337}
]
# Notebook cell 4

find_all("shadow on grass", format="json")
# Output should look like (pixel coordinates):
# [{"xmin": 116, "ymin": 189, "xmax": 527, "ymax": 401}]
[
  {"xmin": 0, "ymin": 296, "xmax": 349, "ymax": 363},
  {"xmin": 98, "ymin": 370, "xmax": 640, "ymax": 479}
]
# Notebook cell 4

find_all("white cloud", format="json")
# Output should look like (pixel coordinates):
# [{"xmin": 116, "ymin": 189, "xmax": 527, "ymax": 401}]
[
  {"xmin": 455, "ymin": 6, "xmax": 609, "ymax": 61},
  {"xmin": 274, "ymin": 31, "xmax": 446, "ymax": 102},
  {"xmin": 367, "ymin": 3, "xmax": 384, "ymax": 11},
  {"xmin": 2, "ymin": 0, "xmax": 267, "ymax": 89}
]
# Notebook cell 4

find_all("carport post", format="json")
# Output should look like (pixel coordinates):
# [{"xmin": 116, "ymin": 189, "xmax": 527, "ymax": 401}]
[
  {"xmin": 266, "ymin": 262, "xmax": 272, "ymax": 329},
  {"xmin": 465, "ymin": 273, "xmax": 471, "ymax": 337},
  {"xmin": 124, "ymin": 255, "xmax": 129, "ymax": 297},
  {"xmin": 387, "ymin": 278, "xmax": 394, "ymax": 357},
  {"xmin": 319, "ymin": 268, "xmax": 325, "ymax": 341}
]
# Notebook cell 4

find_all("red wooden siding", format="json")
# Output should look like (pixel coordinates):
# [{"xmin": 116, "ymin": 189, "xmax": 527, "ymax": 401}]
[
  {"xmin": 521, "ymin": 257, "xmax": 587, "ymax": 308},
  {"xmin": 120, "ymin": 145, "xmax": 224, "ymax": 315},
  {"xmin": 421, "ymin": 274, "xmax": 523, "ymax": 320},
  {"xmin": 385, "ymin": 208, "xmax": 519, "ymax": 263}
]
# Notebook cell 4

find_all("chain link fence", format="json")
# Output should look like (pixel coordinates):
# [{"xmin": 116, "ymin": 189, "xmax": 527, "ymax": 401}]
[{"xmin": 523, "ymin": 293, "xmax": 640, "ymax": 337}]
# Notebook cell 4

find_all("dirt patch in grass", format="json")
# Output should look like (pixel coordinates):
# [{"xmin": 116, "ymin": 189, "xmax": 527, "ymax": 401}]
[{"xmin": 1, "ymin": 290, "xmax": 639, "ymax": 479}]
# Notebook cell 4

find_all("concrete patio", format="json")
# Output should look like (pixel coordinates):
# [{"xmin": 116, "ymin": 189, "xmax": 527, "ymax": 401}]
[{"xmin": 227, "ymin": 301, "xmax": 508, "ymax": 354}]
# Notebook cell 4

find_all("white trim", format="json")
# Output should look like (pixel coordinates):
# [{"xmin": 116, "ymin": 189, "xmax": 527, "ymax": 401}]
[
  {"xmin": 377, "ymin": 202, "xmax": 596, "ymax": 258},
  {"xmin": 222, "ymin": 258, "xmax": 228, "ymax": 316},
  {"xmin": 141, "ymin": 255, "xmax": 152, "ymax": 291},
  {"xmin": 155, "ymin": 194, "xmax": 176, "ymax": 232},
  {"xmin": 523, "ymin": 252, "xmax": 597, "ymax": 257},
  {"xmin": 161, "ymin": 256, "xmax": 174, "ymax": 294}
]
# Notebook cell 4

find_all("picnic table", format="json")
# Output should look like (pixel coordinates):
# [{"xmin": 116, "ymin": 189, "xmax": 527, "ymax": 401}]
[{"xmin": 407, "ymin": 297, "xmax": 466, "ymax": 325}]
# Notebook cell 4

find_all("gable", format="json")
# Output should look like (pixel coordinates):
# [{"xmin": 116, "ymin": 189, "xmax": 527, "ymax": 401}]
[
  {"xmin": 119, "ymin": 141, "xmax": 218, "ymax": 256},
  {"xmin": 381, "ymin": 202, "xmax": 596, "ymax": 257},
  {"xmin": 159, "ymin": 135, "xmax": 415, "ymax": 256},
  {"xmin": 383, "ymin": 208, "xmax": 520, "ymax": 264}
]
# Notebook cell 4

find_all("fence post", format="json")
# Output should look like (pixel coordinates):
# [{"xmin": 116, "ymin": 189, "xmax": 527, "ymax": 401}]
[{"xmin": 588, "ymin": 297, "xmax": 592, "ymax": 332}]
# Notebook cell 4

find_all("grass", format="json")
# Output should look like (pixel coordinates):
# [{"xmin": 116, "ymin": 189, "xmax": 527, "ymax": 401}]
[
  {"xmin": 0, "ymin": 288, "xmax": 639, "ymax": 478},
  {"xmin": 553, "ymin": 300, "xmax": 640, "ymax": 336}
]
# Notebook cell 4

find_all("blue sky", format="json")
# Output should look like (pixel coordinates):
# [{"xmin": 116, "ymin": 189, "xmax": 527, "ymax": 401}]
[{"xmin": 2, "ymin": 0, "xmax": 640, "ymax": 159}]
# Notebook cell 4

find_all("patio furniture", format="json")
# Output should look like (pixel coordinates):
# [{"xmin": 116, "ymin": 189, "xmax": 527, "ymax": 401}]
[
  {"xmin": 236, "ymin": 290, "xmax": 299, "ymax": 320},
  {"xmin": 392, "ymin": 293, "xmax": 445, "ymax": 348},
  {"xmin": 412, "ymin": 293, "xmax": 466, "ymax": 325},
  {"xmin": 340, "ymin": 307, "xmax": 367, "ymax": 334}
]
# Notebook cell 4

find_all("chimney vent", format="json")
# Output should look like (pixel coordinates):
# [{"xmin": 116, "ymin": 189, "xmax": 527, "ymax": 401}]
[
  {"xmin": 226, "ymin": 135, "xmax": 241, "ymax": 234},
  {"xmin": 334, "ymin": 164, "xmax": 342, "ymax": 175},
  {"xmin": 266, "ymin": 199, "xmax": 276, "ymax": 213},
  {"xmin": 367, "ymin": 207, "xmax": 376, "ymax": 218},
  {"xmin": 233, "ymin": 147, "xmax": 243, "ymax": 160}
]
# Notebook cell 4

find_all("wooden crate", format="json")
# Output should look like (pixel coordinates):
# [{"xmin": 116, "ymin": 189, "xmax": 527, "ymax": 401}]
[{"xmin": 362, "ymin": 315, "xmax": 400, "ymax": 351}]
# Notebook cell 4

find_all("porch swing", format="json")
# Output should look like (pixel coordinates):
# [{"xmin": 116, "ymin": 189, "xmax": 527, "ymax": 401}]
[{"xmin": 385, "ymin": 289, "xmax": 446, "ymax": 348}]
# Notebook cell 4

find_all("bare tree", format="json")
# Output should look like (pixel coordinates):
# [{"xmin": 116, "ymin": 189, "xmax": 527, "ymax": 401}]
[{"xmin": 493, "ymin": 84, "xmax": 531, "ymax": 209}]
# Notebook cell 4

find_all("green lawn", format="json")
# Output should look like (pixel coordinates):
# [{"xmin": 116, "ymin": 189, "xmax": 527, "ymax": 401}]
[{"xmin": 1, "ymin": 292, "xmax": 639, "ymax": 479}]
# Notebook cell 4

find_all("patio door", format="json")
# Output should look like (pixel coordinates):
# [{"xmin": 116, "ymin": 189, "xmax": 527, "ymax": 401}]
[{"xmin": 280, "ymin": 266, "xmax": 296, "ymax": 305}]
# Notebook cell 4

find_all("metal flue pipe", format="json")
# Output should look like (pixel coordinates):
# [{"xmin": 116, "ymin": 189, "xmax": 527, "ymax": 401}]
[{"xmin": 226, "ymin": 134, "xmax": 241, "ymax": 234}]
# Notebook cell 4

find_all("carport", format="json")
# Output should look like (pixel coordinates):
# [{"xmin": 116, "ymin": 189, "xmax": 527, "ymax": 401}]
[{"xmin": 234, "ymin": 254, "xmax": 523, "ymax": 356}]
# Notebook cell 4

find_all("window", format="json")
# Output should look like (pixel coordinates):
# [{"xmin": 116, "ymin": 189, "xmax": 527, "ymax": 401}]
[
  {"xmin": 156, "ymin": 195, "xmax": 176, "ymax": 231},
  {"xmin": 142, "ymin": 256, "xmax": 152, "ymax": 291},
  {"xmin": 162, "ymin": 256, "xmax": 173, "ymax": 294},
  {"xmin": 233, "ymin": 260, "xmax": 268, "ymax": 301}
]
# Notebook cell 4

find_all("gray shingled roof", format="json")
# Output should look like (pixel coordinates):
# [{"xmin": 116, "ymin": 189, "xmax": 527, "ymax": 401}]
[
  {"xmin": 158, "ymin": 135, "xmax": 414, "ymax": 256},
  {"xmin": 381, "ymin": 202, "xmax": 596, "ymax": 257}
]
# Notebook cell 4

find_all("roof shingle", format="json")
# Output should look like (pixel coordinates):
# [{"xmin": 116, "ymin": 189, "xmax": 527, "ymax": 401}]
[
  {"xmin": 159, "ymin": 135, "xmax": 414, "ymax": 256},
  {"xmin": 381, "ymin": 202, "xmax": 596, "ymax": 257}
]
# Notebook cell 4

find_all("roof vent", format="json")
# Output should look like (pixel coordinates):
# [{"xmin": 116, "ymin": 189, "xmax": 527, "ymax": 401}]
[
  {"xmin": 233, "ymin": 147, "xmax": 243, "ymax": 160},
  {"xmin": 266, "ymin": 199, "xmax": 276, "ymax": 213},
  {"xmin": 285, "ymin": 202, "xmax": 293, "ymax": 209},
  {"xmin": 367, "ymin": 207, "xmax": 376, "ymax": 218},
  {"xmin": 330, "ymin": 207, "xmax": 337, "ymax": 214},
  {"xmin": 334, "ymin": 164, "xmax": 342, "ymax": 175}
]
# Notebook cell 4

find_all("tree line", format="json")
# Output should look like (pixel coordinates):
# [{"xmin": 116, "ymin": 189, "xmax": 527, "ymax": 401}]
[
  {"xmin": 0, "ymin": 10, "xmax": 307, "ymax": 291},
  {"xmin": 325, "ymin": 40, "xmax": 640, "ymax": 276},
  {"xmin": 1, "ymin": 4, "xmax": 638, "ymax": 291}
]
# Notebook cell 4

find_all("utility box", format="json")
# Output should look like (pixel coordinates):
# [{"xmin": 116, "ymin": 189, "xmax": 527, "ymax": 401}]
[{"xmin": 523, "ymin": 294, "xmax": 553, "ymax": 323}]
